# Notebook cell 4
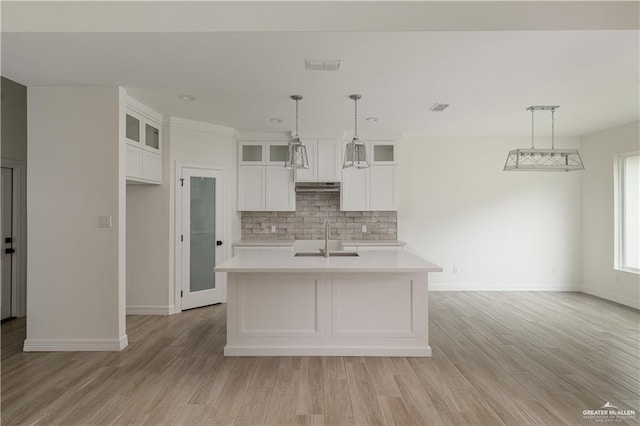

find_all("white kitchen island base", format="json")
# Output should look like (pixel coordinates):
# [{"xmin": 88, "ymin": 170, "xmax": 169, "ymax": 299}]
[
  {"xmin": 217, "ymin": 251, "xmax": 442, "ymax": 357},
  {"xmin": 225, "ymin": 272, "xmax": 430, "ymax": 357}
]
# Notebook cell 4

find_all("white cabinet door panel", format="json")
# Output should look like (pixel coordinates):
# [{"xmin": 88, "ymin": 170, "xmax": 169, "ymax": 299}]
[
  {"xmin": 369, "ymin": 166, "xmax": 397, "ymax": 211},
  {"xmin": 266, "ymin": 167, "xmax": 295, "ymax": 211},
  {"xmin": 142, "ymin": 151, "xmax": 162, "ymax": 182},
  {"xmin": 341, "ymin": 166, "xmax": 368, "ymax": 211},
  {"xmin": 238, "ymin": 166, "xmax": 265, "ymax": 211},
  {"xmin": 318, "ymin": 139, "xmax": 341, "ymax": 182},
  {"xmin": 126, "ymin": 144, "xmax": 143, "ymax": 179}
]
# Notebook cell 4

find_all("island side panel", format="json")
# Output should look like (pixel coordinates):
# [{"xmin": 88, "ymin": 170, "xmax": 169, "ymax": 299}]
[{"xmin": 225, "ymin": 271, "xmax": 431, "ymax": 357}]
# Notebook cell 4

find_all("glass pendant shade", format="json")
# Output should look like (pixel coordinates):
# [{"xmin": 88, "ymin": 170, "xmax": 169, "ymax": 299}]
[
  {"xmin": 285, "ymin": 137, "xmax": 309, "ymax": 169},
  {"xmin": 285, "ymin": 95, "xmax": 310, "ymax": 169},
  {"xmin": 343, "ymin": 94, "xmax": 369, "ymax": 169},
  {"xmin": 504, "ymin": 106, "xmax": 584, "ymax": 172},
  {"xmin": 343, "ymin": 137, "xmax": 369, "ymax": 169}
]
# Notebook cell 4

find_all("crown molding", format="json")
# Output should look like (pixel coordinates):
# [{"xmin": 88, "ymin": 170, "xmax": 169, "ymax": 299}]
[{"xmin": 169, "ymin": 116, "xmax": 236, "ymax": 137}]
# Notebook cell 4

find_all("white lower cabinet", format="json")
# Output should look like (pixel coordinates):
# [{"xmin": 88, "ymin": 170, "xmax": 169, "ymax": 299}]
[{"xmin": 341, "ymin": 244, "xmax": 405, "ymax": 252}]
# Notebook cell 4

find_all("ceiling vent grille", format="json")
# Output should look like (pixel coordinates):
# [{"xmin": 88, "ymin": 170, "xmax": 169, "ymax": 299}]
[
  {"xmin": 429, "ymin": 103, "xmax": 450, "ymax": 112},
  {"xmin": 305, "ymin": 59, "xmax": 341, "ymax": 71}
]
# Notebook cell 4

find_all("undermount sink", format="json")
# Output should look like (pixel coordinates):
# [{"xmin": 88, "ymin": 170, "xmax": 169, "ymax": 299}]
[{"xmin": 295, "ymin": 251, "xmax": 359, "ymax": 257}]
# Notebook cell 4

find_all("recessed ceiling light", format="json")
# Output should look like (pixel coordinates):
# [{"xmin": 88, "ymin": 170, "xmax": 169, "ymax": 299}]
[
  {"xmin": 365, "ymin": 117, "xmax": 379, "ymax": 123},
  {"xmin": 179, "ymin": 94, "xmax": 196, "ymax": 101},
  {"xmin": 270, "ymin": 118, "xmax": 284, "ymax": 123}
]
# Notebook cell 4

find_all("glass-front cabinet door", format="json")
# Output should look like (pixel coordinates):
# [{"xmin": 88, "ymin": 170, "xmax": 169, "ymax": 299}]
[
  {"xmin": 125, "ymin": 109, "xmax": 142, "ymax": 146},
  {"xmin": 144, "ymin": 120, "xmax": 161, "ymax": 153},
  {"xmin": 266, "ymin": 142, "xmax": 290, "ymax": 165},
  {"xmin": 369, "ymin": 141, "xmax": 397, "ymax": 165},
  {"xmin": 239, "ymin": 142, "xmax": 265, "ymax": 165}
]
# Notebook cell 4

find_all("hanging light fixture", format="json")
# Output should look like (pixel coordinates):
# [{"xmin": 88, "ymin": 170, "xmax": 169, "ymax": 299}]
[
  {"xmin": 504, "ymin": 106, "xmax": 584, "ymax": 172},
  {"xmin": 284, "ymin": 95, "xmax": 310, "ymax": 169},
  {"xmin": 343, "ymin": 94, "xmax": 369, "ymax": 169}
]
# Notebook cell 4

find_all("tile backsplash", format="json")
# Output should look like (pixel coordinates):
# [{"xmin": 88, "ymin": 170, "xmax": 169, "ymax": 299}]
[{"xmin": 241, "ymin": 193, "xmax": 397, "ymax": 241}]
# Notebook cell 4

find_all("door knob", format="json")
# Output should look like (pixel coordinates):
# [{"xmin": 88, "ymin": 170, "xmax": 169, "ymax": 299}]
[
  {"xmin": 5, "ymin": 248, "xmax": 15, "ymax": 254},
  {"xmin": 216, "ymin": 241, "xmax": 223, "ymax": 246}
]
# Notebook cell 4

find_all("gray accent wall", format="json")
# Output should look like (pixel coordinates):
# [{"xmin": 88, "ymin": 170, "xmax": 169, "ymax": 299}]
[{"xmin": 241, "ymin": 192, "xmax": 397, "ymax": 240}]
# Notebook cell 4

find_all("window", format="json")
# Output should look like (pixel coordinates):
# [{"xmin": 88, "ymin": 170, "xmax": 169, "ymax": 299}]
[{"xmin": 614, "ymin": 152, "xmax": 639, "ymax": 273}]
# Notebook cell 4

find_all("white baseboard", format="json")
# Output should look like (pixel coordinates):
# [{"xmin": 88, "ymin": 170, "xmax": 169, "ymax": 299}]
[
  {"xmin": 429, "ymin": 283, "xmax": 580, "ymax": 291},
  {"xmin": 23, "ymin": 335, "xmax": 128, "ymax": 352},
  {"xmin": 224, "ymin": 345, "xmax": 432, "ymax": 357},
  {"xmin": 126, "ymin": 305, "xmax": 174, "ymax": 315},
  {"xmin": 581, "ymin": 286, "xmax": 640, "ymax": 310}
]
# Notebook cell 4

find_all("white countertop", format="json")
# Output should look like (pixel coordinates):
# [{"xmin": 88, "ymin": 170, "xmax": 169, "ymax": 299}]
[{"xmin": 215, "ymin": 250, "xmax": 442, "ymax": 273}]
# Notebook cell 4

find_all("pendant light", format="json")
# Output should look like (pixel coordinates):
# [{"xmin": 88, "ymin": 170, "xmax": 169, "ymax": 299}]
[
  {"xmin": 504, "ymin": 106, "xmax": 584, "ymax": 172},
  {"xmin": 343, "ymin": 94, "xmax": 369, "ymax": 169},
  {"xmin": 284, "ymin": 95, "xmax": 310, "ymax": 169}
]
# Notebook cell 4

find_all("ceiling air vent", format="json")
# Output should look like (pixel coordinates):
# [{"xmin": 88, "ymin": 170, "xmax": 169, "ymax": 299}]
[
  {"xmin": 305, "ymin": 59, "xmax": 341, "ymax": 71},
  {"xmin": 429, "ymin": 103, "xmax": 450, "ymax": 112}
]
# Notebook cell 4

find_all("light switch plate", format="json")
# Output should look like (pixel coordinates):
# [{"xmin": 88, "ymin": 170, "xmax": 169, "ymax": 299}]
[
  {"xmin": 98, "ymin": 215, "xmax": 112, "ymax": 228},
  {"xmin": 362, "ymin": 225, "xmax": 367, "ymax": 233}
]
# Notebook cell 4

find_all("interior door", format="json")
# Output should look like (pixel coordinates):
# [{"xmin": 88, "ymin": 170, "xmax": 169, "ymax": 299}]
[
  {"xmin": 181, "ymin": 168, "xmax": 224, "ymax": 310},
  {"xmin": 1, "ymin": 167, "xmax": 13, "ymax": 320}
]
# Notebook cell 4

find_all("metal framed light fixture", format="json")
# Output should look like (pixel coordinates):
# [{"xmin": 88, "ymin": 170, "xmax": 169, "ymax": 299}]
[
  {"xmin": 504, "ymin": 106, "xmax": 584, "ymax": 172},
  {"xmin": 284, "ymin": 95, "xmax": 310, "ymax": 169},
  {"xmin": 343, "ymin": 94, "xmax": 369, "ymax": 169}
]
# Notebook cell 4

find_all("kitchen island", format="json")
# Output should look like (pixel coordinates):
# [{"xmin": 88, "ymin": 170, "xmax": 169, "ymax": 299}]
[{"xmin": 215, "ymin": 250, "xmax": 442, "ymax": 357}]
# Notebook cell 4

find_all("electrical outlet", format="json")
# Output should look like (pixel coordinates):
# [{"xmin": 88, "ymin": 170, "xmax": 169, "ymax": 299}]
[
  {"xmin": 271, "ymin": 225, "xmax": 276, "ymax": 233},
  {"xmin": 452, "ymin": 266, "xmax": 459, "ymax": 275},
  {"xmin": 362, "ymin": 225, "xmax": 367, "ymax": 233},
  {"xmin": 98, "ymin": 216, "xmax": 112, "ymax": 228}
]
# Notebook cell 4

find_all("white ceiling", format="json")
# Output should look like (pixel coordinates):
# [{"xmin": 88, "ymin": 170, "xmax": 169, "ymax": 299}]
[{"xmin": 2, "ymin": 2, "xmax": 639, "ymax": 138}]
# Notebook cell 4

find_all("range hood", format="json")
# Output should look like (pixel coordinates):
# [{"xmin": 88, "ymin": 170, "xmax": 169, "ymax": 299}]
[{"xmin": 295, "ymin": 182, "xmax": 341, "ymax": 193}]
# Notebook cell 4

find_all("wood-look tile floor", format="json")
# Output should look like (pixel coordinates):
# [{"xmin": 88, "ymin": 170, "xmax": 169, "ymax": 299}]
[{"xmin": 2, "ymin": 292, "xmax": 639, "ymax": 425}]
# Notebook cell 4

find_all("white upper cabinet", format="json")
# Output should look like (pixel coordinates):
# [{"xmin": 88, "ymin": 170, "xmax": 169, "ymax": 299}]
[
  {"xmin": 341, "ymin": 164, "xmax": 369, "ymax": 211},
  {"xmin": 266, "ymin": 167, "xmax": 295, "ymax": 211},
  {"xmin": 237, "ymin": 139, "xmax": 296, "ymax": 211},
  {"xmin": 369, "ymin": 165, "xmax": 397, "ymax": 211},
  {"xmin": 340, "ymin": 140, "xmax": 398, "ymax": 211},
  {"xmin": 238, "ymin": 165, "xmax": 266, "ymax": 211},
  {"xmin": 295, "ymin": 139, "xmax": 340, "ymax": 182},
  {"xmin": 125, "ymin": 98, "xmax": 163, "ymax": 185}
]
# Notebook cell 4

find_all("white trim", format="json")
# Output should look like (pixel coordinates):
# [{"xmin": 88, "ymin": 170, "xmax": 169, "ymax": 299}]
[
  {"xmin": 581, "ymin": 286, "xmax": 640, "ymax": 310},
  {"xmin": 126, "ymin": 305, "xmax": 174, "ymax": 315},
  {"xmin": 614, "ymin": 151, "xmax": 640, "ymax": 274},
  {"xmin": 224, "ymin": 345, "xmax": 431, "ymax": 357},
  {"xmin": 237, "ymin": 131, "xmax": 291, "ymax": 142},
  {"xmin": 170, "ymin": 117, "xmax": 235, "ymax": 136},
  {"xmin": 429, "ymin": 283, "xmax": 581, "ymax": 291},
  {"xmin": 126, "ymin": 96, "xmax": 163, "ymax": 122},
  {"xmin": 23, "ymin": 335, "xmax": 128, "ymax": 352},
  {"xmin": 1, "ymin": 159, "xmax": 26, "ymax": 318}
]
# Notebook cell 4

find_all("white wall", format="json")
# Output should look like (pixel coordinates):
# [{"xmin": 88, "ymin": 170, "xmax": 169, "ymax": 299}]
[
  {"xmin": 25, "ymin": 86, "xmax": 127, "ymax": 350},
  {"xmin": 169, "ymin": 118, "xmax": 239, "ymax": 311},
  {"xmin": 125, "ymin": 123, "xmax": 172, "ymax": 315},
  {"xmin": 581, "ymin": 121, "xmax": 640, "ymax": 309},
  {"xmin": 398, "ymin": 135, "xmax": 583, "ymax": 290}
]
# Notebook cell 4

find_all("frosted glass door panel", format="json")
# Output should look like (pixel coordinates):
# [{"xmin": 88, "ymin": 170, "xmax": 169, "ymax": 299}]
[{"xmin": 190, "ymin": 177, "xmax": 216, "ymax": 293}]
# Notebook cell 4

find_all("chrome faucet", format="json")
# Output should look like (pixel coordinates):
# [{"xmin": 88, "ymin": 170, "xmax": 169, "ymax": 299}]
[{"xmin": 320, "ymin": 220, "xmax": 330, "ymax": 258}]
